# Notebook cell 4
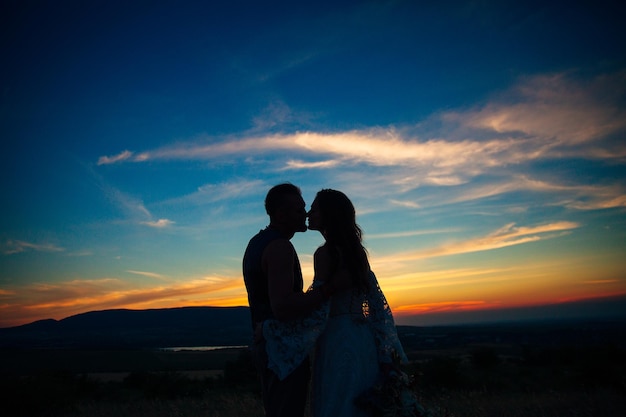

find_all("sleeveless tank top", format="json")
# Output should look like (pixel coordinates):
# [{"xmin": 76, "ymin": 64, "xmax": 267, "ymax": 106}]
[{"xmin": 243, "ymin": 227, "xmax": 304, "ymax": 330}]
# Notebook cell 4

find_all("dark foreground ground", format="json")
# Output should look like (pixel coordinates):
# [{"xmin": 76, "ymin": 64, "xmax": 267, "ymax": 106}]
[{"xmin": 1, "ymin": 319, "xmax": 625, "ymax": 417}]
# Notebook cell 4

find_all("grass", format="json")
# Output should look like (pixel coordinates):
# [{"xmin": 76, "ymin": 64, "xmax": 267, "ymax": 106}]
[
  {"xmin": 30, "ymin": 384, "xmax": 626, "ymax": 417},
  {"xmin": 2, "ymin": 344, "xmax": 625, "ymax": 417},
  {"xmin": 420, "ymin": 388, "xmax": 625, "ymax": 417},
  {"xmin": 67, "ymin": 390, "xmax": 266, "ymax": 417}
]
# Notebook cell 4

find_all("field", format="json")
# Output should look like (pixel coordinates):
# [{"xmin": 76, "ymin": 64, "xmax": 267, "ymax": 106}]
[{"xmin": 2, "ymin": 322, "xmax": 626, "ymax": 417}]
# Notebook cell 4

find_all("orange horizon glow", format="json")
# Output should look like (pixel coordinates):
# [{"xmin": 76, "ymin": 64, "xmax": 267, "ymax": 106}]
[
  {"xmin": 2, "ymin": 287, "xmax": 624, "ymax": 329},
  {"xmin": 391, "ymin": 291, "xmax": 626, "ymax": 318},
  {"xmin": 2, "ymin": 251, "xmax": 625, "ymax": 329}
]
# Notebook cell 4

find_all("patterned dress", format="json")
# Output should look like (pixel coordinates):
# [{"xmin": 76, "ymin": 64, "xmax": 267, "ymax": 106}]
[{"xmin": 263, "ymin": 271, "xmax": 407, "ymax": 417}]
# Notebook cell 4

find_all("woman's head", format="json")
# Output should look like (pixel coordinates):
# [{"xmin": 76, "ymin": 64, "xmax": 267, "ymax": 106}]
[
  {"xmin": 309, "ymin": 189, "xmax": 361, "ymax": 242},
  {"xmin": 309, "ymin": 189, "xmax": 369, "ymax": 289}
]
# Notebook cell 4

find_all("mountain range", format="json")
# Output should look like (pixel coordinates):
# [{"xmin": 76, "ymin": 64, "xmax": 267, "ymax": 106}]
[
  {"xmin": 2, "ymin": 301, "xmax": 625, "ymax": 350},
  {"xmin": 0, "ymin": 306, "xmax": 252, "ymax": 349}
]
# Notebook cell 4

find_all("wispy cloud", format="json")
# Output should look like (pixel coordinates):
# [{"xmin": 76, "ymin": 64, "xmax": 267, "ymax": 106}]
[
  {"xmin": 90, "ymin": 70, "xmax": 624, "ymax": 263},
  {"xmin": 376, "ymin": 266, "xmax": 529, "ymax": 294},
  {"xmin": 127, "ymin": 135, "xmax": 296, "ymax": 163},
  {"xmin": 583, "ymin": 279, "xmax": 619, "ymax": 285},
  {"xmin": 561, "ymin": 185, "xmax": 626, "ymax": 210},
  {"xmin": 66, "ymin": 250, "xmax": 94, "ymax": 257},
  {"xmin": 3, "ymin": 240, "xmax": 65, "ymax": 255},
  {"xmin": 97, "ymin": 150, "xmax": 134, "ymax": 165},
  {"xmin": 453, "ymin": 71, "xmax": 626, "ymax": 147},
  {"xmin": 141, "ymin": 219, "xmax": 175, "ymax": 228},
  {"xmin": 410, "ymin": 175, "xmax": 626, "ymax": 211},
  {"xmin": 92, "ymin": 170, "xmax": 178, "ymax": 227},
  {"xmin": 159, "ymin": 179, "xmax": 265, "ymax": 207},
  {"xmin": 102, "ymin": 131, "xmax": 507, "ymax": 170},
  {"xmin": 282, "ymin": 159, "xmax": 340, "ymax": 170},
  {"xmin": 377, "ymin": 221, "xmax": 580, "ymax": 263},
  {"xmin": 0, "ymin": 275, "xmax": 244, "ymax": 327},
  {"xmin": 126, "ymin": 270, "xmax": 167, "ymax": 280},
  {"xmin": 250, "ymin": 100, "xmax": 318, "ymax": 131},
  {"xmin": 100, "ymin": 182, "xmax": 151, "ymax": 220},
  {"xmin": 19, "ymin": 276, "xmax": 241, "ymax": 310},
  {"xmin": 442, "ymin": 176, "xmax": 562, "ymax": 205},
  {"xmin": 97, "ymin": 73, "xmax": 625, "ymax": 210},
  {"xmin": 368, "ymin": 228, "xmax": 458, "ymax": 240},
  {"xmin": 394, "ymin": 300, "xmax": 495, "ymax": 315},
  {"xmin": 389, "ymin": 199, "xmax": 421, "ymax": 209}
]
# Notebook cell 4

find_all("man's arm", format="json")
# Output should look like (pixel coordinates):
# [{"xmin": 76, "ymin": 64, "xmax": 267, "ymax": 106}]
[{"xmin": 264, "ymin": 239, "xmax": 327, "ymax": 321}]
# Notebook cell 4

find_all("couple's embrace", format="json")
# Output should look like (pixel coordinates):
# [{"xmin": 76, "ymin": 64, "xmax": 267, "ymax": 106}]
[{"xmin": 243, "ymin": 183, "xmax": 408, "ymax": 417}]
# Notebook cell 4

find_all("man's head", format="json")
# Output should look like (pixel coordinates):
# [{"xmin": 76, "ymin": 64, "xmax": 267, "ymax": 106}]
[{"xmin": 265, "ymin": 183, "xmax": 307, "ymax": 236}]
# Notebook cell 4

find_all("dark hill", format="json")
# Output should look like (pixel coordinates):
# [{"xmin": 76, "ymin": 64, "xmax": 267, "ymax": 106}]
[{"xmin": 0, "ymin": 306, "xmax": 251, "ymax": 349}]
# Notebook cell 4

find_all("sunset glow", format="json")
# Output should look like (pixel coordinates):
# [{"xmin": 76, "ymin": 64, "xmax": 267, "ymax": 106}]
[{"xmin": 2, "ymin": 1, "xmax": 625, "ymax": 328}]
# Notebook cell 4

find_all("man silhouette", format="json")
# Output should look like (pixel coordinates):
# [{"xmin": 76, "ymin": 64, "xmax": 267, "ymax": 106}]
[{"xmin": 243, "ymin": 183, "xmax": 333, "ymax": 417}]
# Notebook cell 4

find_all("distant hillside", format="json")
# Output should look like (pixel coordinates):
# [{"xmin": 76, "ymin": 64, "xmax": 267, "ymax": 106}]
[
  {"xmin": 0, "ymin": 306, "xmax": 252, "ymax": 349},
  {"xmin": 2, "ymin": 305, "xmax": 625, "ymax": 351}
]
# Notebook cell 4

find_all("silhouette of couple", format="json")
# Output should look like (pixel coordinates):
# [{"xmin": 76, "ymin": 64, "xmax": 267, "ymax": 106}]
[{"xmin": 243, "ymin": 183, "xmax": 407, "ymax": 417}]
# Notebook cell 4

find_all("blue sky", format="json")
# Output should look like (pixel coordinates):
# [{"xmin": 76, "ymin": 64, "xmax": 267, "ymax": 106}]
[{"xmin": 1, "ymin": 0, "xmax": 625, "ymax": 327}]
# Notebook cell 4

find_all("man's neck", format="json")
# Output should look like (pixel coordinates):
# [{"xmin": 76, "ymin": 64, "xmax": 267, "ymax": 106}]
[{"xmin": 268, "ymin": 223, "xmax": 295, "ymax": 240}]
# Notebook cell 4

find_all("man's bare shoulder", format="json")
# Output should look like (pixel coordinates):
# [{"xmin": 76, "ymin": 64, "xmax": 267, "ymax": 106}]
[{"xmin": 263, "ymin": 238, "xmax": 295, "ymax": 261}]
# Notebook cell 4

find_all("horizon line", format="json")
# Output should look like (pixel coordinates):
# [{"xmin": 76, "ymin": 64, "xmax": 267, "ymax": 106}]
[{"xmin": 3, "ymin": 293, "xmax": 625, "ymax": 330}]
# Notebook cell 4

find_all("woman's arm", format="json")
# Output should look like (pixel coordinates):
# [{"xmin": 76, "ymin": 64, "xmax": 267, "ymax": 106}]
[
  {"xmin": 313, "ymin": 246, "xmax": 333, "ymax": 283},
  {"xmin": 313, "ymin": 245, "xmax": 353, "ymax": 293}
]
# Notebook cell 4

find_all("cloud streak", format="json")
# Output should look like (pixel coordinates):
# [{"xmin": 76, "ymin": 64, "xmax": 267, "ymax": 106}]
[
  {"xmin": 141, "ymin": 219, "xmax": 175, "ymax": 228},
  {"xmin": 455, "ymin": 72, "xmax": 626, "ymax": 147},
  {"xmin": 0, "ymin": 275, "xmax": 244, "ymax": 327},
  {"xmin": 97, "ymin": 150, "xmax": 133, "ymax": 165},
  {"xmin": 99, "ymin": 72, "xmax": 625, "ymax": 171},
  {"xmin": 394, "ymin": 300, "xmax": 495, "ymax": 315},
  {"xmin": 376, "ymin": 221, "xmax": 580, "ymax": 264},
  {"xmin": 3, "ymin": 240, "xmax": 65, "ymax": 255},
  {"xmin": 159, "ymin": 179, "xmax": 265, "ymax": 208},
  {"xmin": 126, "ymin": 270, "xmax": 168, "ymax": 279},
  {"xmin": 95, "ymin": 72, "xmax": 625, "ymax": 218},
  {"xmin": 91, "ymin": 169, "xmax": 177, "ymax": 228},
  {"xmin": 282, "ymin": 159, "xmax": 341, "ymax": 170},
  {"xmin": 367, "ymin": 228, "xmax": 458, "ymax": 240}
]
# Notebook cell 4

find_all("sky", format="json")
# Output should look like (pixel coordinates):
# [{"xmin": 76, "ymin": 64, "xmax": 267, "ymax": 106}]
[{"xmin": 1, "ymin": 0, "xmax": 625, "ymax": 328}]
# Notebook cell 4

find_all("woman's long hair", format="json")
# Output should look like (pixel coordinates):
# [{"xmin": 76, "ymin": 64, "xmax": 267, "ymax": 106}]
[{"xmin": 315, "ymin": 189, "xmax": 369, "ymax": 290}]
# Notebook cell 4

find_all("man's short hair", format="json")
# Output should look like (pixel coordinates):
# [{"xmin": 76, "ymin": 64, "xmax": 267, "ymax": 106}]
[{"xmin": 265, "ymin": 183, "xmax": 302, "ymax": 218}]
